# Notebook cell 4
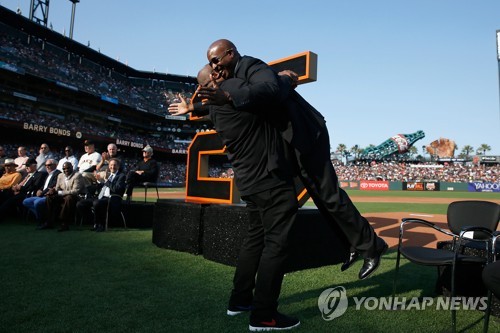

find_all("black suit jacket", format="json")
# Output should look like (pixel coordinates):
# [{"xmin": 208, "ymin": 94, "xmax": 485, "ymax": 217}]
[
  {"xmin": 40, "ymin": 170, "xmax": 61, "ymax": 196},
  {"xmin": 100, "ymin": 172, "xmax": 127, "ymax": 197},
  {"xmin": 207, "ymin": 78, "xmax": 290, "ymax": 196},
  {"xmin": 20, "ymin": 171, "xmax": 47, "ymax": 196},
  {"xmin": 232, "ymin": 55, "xmax": 327, "ymax": 154}
]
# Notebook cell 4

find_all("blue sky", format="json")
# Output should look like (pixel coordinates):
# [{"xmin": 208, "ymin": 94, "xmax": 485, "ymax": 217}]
[{"xmin": 2, "ymin": 0, "xmax": 500, "ymax": 155}]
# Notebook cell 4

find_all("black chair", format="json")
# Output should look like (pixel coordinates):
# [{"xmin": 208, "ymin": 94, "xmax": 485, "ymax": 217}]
[
  {"xmin": 483, "ymin": 232, "xmax": 500, "ymax": 333},
  {"xmin": 393, "ymin": 200, "xmax": 500, "ymax": 333},
  {"xmin": 105, "ymin": 194, "xmax": 127, "ymax": 231},
  {"xmin": 141, "ymin": 181, "xmax": 159, "ymax": 203}
]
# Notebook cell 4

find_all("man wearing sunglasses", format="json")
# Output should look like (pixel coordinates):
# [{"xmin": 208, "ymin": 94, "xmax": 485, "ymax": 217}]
[
  {"xmin": 57, "ymin": 146, "xmax": 79, "ymax": 172},
  {"xmin": 170, "ymin": 65, "xmax": 300, "ymax": 332},
  {"xmin": 36, "ymin": 143, "xmax": 55, "ymax": 173},
  {"xmin": 23, "ymin": 159, "xmax": 61, "ymax": 228},
  {"xmin": 197, "ymin": 39, "xmax": 387, "ymax": 280}
]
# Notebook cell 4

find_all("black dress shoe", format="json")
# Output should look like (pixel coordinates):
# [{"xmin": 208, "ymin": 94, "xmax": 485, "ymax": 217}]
[
  {"xmin": 359, "ymin": 241, "xmax": 388, "ymax": 280},
  {"xmin": 341, "ymin": 251, "xmax": 359, "ymax": 271}
]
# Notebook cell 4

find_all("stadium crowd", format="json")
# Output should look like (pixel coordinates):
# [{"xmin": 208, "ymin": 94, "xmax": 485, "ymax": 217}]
[
  {"xmin": 0, "ymin": 26, "xmax": 195, "ymax": 115},
  {"xmin": 334, "ymin": 160, "xmax": 499, "ymax": 183},
  {"xmin": 0, "ymin": 101, "xmax": 214, "ymax": 151}
]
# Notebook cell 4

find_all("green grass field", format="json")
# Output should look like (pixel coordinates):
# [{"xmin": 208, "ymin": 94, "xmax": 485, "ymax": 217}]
[{"xmin": 0, "ymin": 190, "xmax": 498, "ymax": 332}]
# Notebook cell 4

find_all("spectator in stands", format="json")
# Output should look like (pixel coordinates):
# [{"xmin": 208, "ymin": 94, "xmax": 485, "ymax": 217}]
[
  {"xmin": 77, "ymin": 140, "xmax": 102, "ymax": 187},
  {"xmin": 125, "ymin": 145, "xmax": 158, "ymax": 198},
  {"xmin": 36, "ymin": 143, "xmax": 55, "ymax": 172},
  {"xmin": 0, "ymin": 159, "xmax": 22, "ymax": 204},
  {"xmin": 14, "ymin": 146, "xmax": 29, "ymax": 176},
  {"xmin": 0, "ymin": 145, "xmax": 7, "ymax": 175},
  {"xmin": 22, "ymin": 159, "xmax": 60, "ymax": 227},
  {"xmin": 43, "ymin": 162, "xmax": 86, "ymax": 231},
  {"xmin": 76, "ymin": 158, "xmax": 126, "ymax": 232},
  {"xmin": 57, "ymin": 146, "xmax": 79, "ymax": 172},
  {"xmin": 0, "ymin": 158, "xmax": 46, "ymax": 221}
]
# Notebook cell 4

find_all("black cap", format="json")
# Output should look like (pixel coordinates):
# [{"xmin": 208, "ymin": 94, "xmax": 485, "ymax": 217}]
[{"xmin": 84, "ymin": 140, "xmax": 94, "ymax": 146}]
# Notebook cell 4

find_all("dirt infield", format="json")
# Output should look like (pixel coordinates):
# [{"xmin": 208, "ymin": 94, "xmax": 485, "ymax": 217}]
[
  {"xmin": 364, "ymin": 212, "xmax": 447, "ymax": 249},
  {"xmin": 150, "ymin": 191, "xmax": 498, "ymax": 250}
]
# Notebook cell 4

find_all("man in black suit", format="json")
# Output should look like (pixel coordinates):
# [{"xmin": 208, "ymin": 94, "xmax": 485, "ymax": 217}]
[
  {"xmin": 169, "ymin": 65, "xmax": 300, "ymax": 331},
  {"xmin": 76, "ymin": 158, "xmax": 126, "ymax": 232},
  {"xmin": 22, "ymin": 159, "xmax": 61, "ymax": 227},
  {"xmin": 0, "ymin": 158, "xmax": 46, "ymax": 221},
  {"xmin": 198, "ymin": 39, "xmax": 387, "ymax": 280}
]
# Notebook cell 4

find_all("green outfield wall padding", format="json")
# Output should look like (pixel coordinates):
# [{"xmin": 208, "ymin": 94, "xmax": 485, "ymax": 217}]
[
  {"xmin": 440, "ymin": 182, "xmax": 469, "ymax": 192},
  {"xmin": 389, "ymin": 182, "xmax": 402, "ymax": 190}
]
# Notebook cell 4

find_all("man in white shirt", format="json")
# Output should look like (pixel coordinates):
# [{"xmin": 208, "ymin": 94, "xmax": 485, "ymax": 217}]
[
  {"xmin": 57, "ymin": 146, "xmax": 79, "ymax": 172},
  {"xmin": 77, "ymin": 140, "xmax": 101, "ymax": 187},
  {"xmin": 14, "ymin": 146, "xmax": 29, "ymax": 176}
]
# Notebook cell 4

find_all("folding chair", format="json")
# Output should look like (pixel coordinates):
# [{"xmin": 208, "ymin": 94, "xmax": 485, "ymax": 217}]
[{"xmin": 393, "ymin": 200, "xmax": 500, "ymax": 333}]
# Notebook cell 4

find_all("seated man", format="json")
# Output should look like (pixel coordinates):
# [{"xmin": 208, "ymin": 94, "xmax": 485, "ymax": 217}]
[
  {"xmin": 36, "ymin": 143, "xmax": 55, "ymax": 173},
  {"xmin": 43, "ymin": 162, "xmax": 86, "ymax": 231},
  {"xmin": 14, "ymin": 146, "xmax": 29, "ymax": 177},
  {"xmin": 56, "ymin": 146, "xmax": 79, "ymax": 172},
  {"xmin": 0, "ymin": 159, "xmax": 22, "ymax": 205},
  {"xmin": 0, "ymin": 158, "xmax": 46, "ymax": 221},
  {"xmin": 76, "ymin": 158, "xmax": 126, "ymax": 232},
  {"xmin": 125, "ymin": 145, "xmax": 158, "ymax": 198},
  {"xmin": 22, "ymin": 159, "xmax": 60, "ymax": 227},
  {"xmin": 78, "ymin": 140, "xmax": 102, "ymax": 188},
  {"xmin": 96, "ymin": 143, "xmax": 123, "ymax": 177}
]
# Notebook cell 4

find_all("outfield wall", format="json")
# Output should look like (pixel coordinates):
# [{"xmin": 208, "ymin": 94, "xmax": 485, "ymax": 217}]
[{"xmin": 339, "ymin": 180, "xmax": 499, "ymax": 193}]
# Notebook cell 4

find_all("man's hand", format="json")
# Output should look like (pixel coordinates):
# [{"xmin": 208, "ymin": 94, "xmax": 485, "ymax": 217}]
[
  {"xmin": 278, "ymin": 70, "xmax": 299, "ymax": 88},
  {"xmin": 196, "ymin": 87, "xmax": 232, "ymax": 106},
  {"xmin": 168, "ymin": 94, "xmax": 191, "ymax": 116}
]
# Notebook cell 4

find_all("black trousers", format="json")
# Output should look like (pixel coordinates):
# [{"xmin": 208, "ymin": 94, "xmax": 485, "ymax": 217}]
[
  {"xmin": 483, "ymin": 261, "xmax": 500, "ymax": 299},
  {"xmin": 294, "ymin": 131, "xmax": 381, "ymax": 258},
  {"xmin": 76, "ymin": 196, "xmax": 121, "ymax": 226},
  {"xmin": 125, "ymin": 171, "xmax": 154, "ymax": 197},
  {"xmin": 229, "ymin": 184, "xmax": 298, "ymax": 320},
  {"xmin": 46, "ymin": 194, "xmax": 79, "ymax": 227}
]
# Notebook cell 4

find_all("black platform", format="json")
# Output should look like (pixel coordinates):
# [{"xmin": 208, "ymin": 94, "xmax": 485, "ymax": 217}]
[{"xmin": 152, "ymin": 199, "xmax": 349, "ymax": 272}]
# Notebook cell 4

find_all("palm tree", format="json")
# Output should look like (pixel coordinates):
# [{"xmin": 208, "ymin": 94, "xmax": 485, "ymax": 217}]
[
  {"xmin": 408, "ymin": 145, "xmax": 418, "ymax": 158},
  {"xmin": 350, "ymin": 145, "xmax": 360, "ymax": 159},
  {"xmin": 460, "ymin": 145, "xmax": 474, "ymax": 159},
  {"xmin": 476, "ymin": 144, "xmax": 491, "ymax": 155},
  {"xmin": 336, "ymin": 144, "xmax": 350, "ymax": 164},
  {"xmin": 336, "ymin": 144, "xmax": 347, "ymax": 155}
]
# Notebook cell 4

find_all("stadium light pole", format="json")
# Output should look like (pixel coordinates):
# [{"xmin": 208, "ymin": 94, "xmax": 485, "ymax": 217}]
[{"xmin": 69, "ymin": 0, "xmax": 80, "ymax": 40}]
